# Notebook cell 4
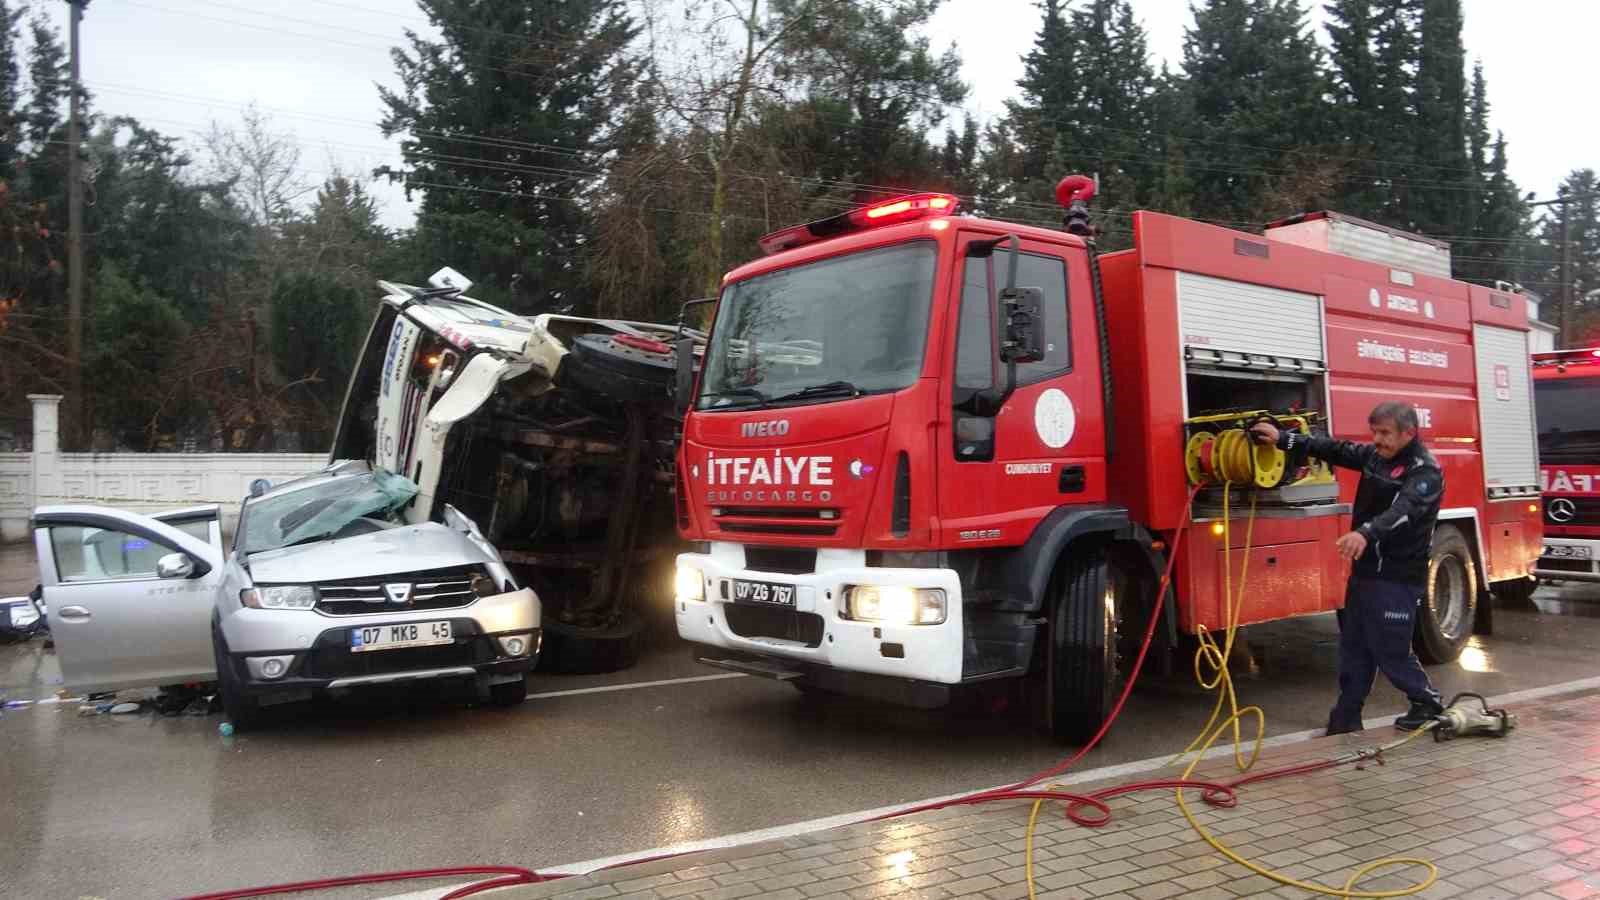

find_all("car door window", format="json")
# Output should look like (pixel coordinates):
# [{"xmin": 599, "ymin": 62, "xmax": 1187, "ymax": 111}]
[
  {"xmin": 167, "ymin": 520, "xmax": 211, "ymax": 543},
  {"xmin": 50, "ymin": 526, "xmax": 174, "ymax": 582}
]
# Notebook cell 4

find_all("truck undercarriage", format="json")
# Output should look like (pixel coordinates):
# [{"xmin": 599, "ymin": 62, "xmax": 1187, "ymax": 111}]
[{"xmin": 333, "ymin": 279, "xmax": 701, "ymax": 673}]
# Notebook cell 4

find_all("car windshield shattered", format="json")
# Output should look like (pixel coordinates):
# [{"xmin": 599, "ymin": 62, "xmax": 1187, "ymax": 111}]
[
  {"xmin": 239, "ymin": 469, "xmax": 420, "ymax": 555},
  {"xmin": 696, "ymin": 241, "xmax": 938, "ymax": 410}
]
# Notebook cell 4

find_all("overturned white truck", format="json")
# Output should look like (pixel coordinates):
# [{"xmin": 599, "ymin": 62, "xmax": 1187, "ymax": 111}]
[{"xmin": 331, "ymin": 271, "xmax": 702, "ymax": 671}]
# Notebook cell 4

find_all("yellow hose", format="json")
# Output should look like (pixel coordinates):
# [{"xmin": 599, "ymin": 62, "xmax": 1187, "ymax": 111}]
[
  {"xmin": 1023, "ymin": 483, "xmax": 1439, "ymax": 899},
  {"xmin": 1169, "ymin": 485, "xmax": 1437, "ymax": 897}
]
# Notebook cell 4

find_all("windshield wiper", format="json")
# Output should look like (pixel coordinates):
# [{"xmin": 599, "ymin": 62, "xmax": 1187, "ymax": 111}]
[
  {"xmin": 700, "ymin": 387, "xmax": 769, "ymax": 408},
  {"xmin": 769, "ymin": 381, "xmax": 861, "ymax": 404}
]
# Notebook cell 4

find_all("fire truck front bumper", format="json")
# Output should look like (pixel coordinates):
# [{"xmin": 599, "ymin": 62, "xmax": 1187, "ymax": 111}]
[
  {"xmin": 673, "ymin": 545, "xmax": 965, "ymax": 686},
  {"xmin": 1534, "ymin": 538, "xmax": 1600, "ymax": 582}
]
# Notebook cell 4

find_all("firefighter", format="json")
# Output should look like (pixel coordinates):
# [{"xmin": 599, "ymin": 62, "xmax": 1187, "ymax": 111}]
[{"xmin": 1249, "ymin": 401, "xmax": 1445, "ymax": 735}]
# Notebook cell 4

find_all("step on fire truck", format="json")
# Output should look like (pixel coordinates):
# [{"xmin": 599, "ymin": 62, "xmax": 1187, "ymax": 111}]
[
  {"xmin": 1533, "ymin": 347, "xmax": 1600, "ymax": 584},
  {"xmin": 668, "ymin": 180, "xmax": 1544, "ymax": 741}
]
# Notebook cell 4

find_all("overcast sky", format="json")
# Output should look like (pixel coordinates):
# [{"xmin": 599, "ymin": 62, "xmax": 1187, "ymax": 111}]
[{"xmin": 54, "ymin": 0, "xmax": 1595, "ymax": 231}]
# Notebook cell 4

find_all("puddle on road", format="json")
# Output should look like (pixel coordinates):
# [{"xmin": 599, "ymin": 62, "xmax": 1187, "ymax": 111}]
[{"xmin": 1533, "ymin": 596, "xmax": 1600, "ymax": 618}]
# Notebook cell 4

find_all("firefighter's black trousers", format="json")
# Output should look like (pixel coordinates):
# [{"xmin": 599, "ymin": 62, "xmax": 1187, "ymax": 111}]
[{"xmin": 1327, "ymin": 576, "xmax": 1443, "ymax": 733}]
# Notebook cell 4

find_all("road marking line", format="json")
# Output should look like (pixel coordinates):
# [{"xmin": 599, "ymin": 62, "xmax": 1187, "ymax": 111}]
[
  {"xmin": 541, "ymin": 671, "xmax": 1600, "ymax": 877},
  {"xmin": 528, "ymin": 672, "xmax": 746, "ymax": 700},
  {"xmin": 0, "ymin": 674, "xmax": 751, "ymax": 709}
]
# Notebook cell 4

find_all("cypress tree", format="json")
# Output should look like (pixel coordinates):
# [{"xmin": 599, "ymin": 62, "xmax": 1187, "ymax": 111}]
[
  {"xmin": 1412, "ymin": 0, "xmax": 1470, "ymax": 238},
  {"xmin": 378, "ymin": 0, "xmax": 641, "ymax": 313}
]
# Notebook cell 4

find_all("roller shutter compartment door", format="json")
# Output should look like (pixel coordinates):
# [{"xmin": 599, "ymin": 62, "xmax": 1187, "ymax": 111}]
[
  {"xmin": 1177, "ymin": 272, "xmax": 1324, "ymax": 365},
  {"xmin": 1472, "ymin": 324, "xmax": 1538, "ymax": 496}
]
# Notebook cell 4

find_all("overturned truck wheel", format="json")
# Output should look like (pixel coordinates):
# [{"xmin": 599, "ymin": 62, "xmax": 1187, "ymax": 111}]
[
  {"xmin": 556, "ymin": 333, "xmax": 678, "ymax": 406},
  {"xmin": 537, "ymin": 610, "xmax": 646, "ymax": 675}
]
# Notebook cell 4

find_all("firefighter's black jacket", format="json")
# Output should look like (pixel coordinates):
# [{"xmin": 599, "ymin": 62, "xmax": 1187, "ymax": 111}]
[{"xmin": 1277, "ymin": 430, "xmax": 1443, "ymax": 585}]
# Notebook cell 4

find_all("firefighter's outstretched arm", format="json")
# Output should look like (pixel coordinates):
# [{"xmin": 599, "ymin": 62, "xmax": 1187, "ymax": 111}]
[
  {"xmin": 1248, "ymin": 422, "xmax": 1373, "ymax": 471},
  {"xmin": 1358, "ymin": 465, "xmax": 1443, "ymax": 542}
]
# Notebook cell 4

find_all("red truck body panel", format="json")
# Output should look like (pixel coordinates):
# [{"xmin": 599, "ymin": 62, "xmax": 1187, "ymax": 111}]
[{"xmin": 680, "ymin": 206, "xmax": 1542, "ymax": 641}]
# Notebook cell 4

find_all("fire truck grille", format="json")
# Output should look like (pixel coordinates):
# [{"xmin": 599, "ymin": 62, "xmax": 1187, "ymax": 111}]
[
  {"xmin": 1538, "ymin": 558, "xmax": 1592, "ymax": 574},
  {"xmin": 1546, "ymin": 497, "xmax": 1600, "ymax": 528},
  {"xmin": 715, "ymin": 506, "xmax": 836, "ymax": 519},
  {"xmin": 743, "ymin": 546, "xmax": 817, "ymax": 575},
  {"xmin": 313, "ymin": 565, "xmax": 488, "ymax": 616},
  {"xmin": 719, "ymin": 521, "xmax": 839, "ymax": 537},
  {"xmin": 723, "ymin": 604, "xmax": 825, "ymax": 648}
]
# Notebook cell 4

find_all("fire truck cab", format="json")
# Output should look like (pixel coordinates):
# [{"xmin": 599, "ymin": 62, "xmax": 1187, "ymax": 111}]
[
  {"xmin": 671, "ymin": 184, "xmax": 1543, "ymax": 741},
  {"xmin": 1533, "ymin": 347, "xmax": 1600, "ymax": 583}
]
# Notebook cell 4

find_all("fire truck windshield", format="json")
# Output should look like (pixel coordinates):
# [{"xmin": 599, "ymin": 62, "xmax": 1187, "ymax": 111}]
[
  {"xmin": 696, "ymin": 241, "xmax": 938, "ymax": 410},
  {"xmin": 1537, "ymin": 376, "xmax": 1600, "ymax": 463}
]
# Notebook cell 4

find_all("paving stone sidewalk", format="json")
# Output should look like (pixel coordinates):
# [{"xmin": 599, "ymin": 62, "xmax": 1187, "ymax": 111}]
[{"xmin": 486, "ymin": 689, "xmax": 1600, "ymax": 900}]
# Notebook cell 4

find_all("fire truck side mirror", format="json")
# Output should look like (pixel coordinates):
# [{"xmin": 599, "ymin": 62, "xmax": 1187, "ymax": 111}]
[
  {"xmin": 1000, "ymin": 286, "xmax": 1045, "ymax": 365},
  {"xmin": 674, "ymin": 337, "xmax": 697, "ymax": 415}
]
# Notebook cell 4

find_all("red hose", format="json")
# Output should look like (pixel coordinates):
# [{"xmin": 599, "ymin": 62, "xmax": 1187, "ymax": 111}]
[
  {"xmin": 176, "ymin": 865, "xmax": 544, "ymax": 900},
  {"xmin": 183, "ymin": 487, "xmax": 1365, "ymax": 898}
]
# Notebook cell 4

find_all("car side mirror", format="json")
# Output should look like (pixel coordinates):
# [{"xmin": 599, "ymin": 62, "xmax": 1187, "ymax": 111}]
[
  {"xmin": 157, "ymin": 553, "xmax": 196, "ymax": 580},
  {"xmin": 999, "ymin": 286, "xmax": 1045, "ymax": 364}
]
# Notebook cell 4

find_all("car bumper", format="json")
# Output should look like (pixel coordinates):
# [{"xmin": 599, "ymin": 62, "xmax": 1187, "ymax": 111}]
[
  {"xmin": 220, "ymin": 587, "xmax": 540, "ymax": 694},
  {"xmin": 672, "ymin": 546, "xmax": 964, "ymax": 685},
  {"xmin": 1534, "ymin": 539, "xmax": 1600, "ymax": 583}
]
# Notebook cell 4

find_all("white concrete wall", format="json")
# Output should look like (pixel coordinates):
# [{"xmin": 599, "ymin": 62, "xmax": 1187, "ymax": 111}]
[{"xmin": 0, "ymin": 396, "xmax": 326, "ymax": 542}]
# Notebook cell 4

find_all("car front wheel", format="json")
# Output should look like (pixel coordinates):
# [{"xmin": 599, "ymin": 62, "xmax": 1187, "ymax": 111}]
[{"xmin": 212, "ymin": 631, "xmax": 261, "ymax": 731}]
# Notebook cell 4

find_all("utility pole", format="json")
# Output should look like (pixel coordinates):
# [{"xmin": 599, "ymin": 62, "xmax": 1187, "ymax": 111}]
[
  {"xmin": 1559, "ymin": 198, "xmax": 1572, "ymax": 348},
  {"xmin": 1528, "ymin": 189, "xmax": 1592, "ymax": 350},
  {"xmin": 65, "ymin": 0, "xmax": 89, "ymax": 447}
]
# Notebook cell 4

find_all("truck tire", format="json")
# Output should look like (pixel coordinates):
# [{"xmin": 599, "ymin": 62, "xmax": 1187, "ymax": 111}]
[
  {"xmin": 1047, "ymin": 548, "xmax": 1121, "ymax": 744},
  {"xmin": 537, "ymin": 611, "xmax": 645, "ymax": 675},
  {"xmin": 212, "ymin": 630, "xmax": 261, "ymax": 732},
  {"xmin": 1414, "ymin": 525, "xmax": 1477, "ymax": 664},
  {"xmin": 557, "ymin": 333, "xmax": 676, "ymax": 406}
]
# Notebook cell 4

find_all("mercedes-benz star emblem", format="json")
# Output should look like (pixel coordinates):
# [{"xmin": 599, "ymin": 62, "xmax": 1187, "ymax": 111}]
[
  {"xmin": 383, "ymin": 583, "xmax": 413, "ymax": 605},
  {"xmin": 1549, "ymin": 498, "xmax": 1577, "ymax": 524}
]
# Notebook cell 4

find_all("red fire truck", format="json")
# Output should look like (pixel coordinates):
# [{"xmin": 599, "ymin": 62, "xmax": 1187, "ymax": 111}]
[
  {"xmin": 1533, "ymin": 347, "xmax": 1600, "ymax": 583},
  {"xmin": 669, "ymin": 182, "xmax": 1544, "ymax": 740}
]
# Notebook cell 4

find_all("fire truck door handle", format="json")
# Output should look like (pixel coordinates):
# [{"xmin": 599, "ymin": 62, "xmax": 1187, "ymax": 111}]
[
  {"xmin": 1266, "ymin": 556, "xmax": 1278, "ymax": 566},
  {"xmin": 1058, "ymin": 465, "xmax": 1086, "ymax": 494}
]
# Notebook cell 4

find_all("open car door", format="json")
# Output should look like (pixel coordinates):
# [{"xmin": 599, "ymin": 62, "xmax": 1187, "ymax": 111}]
[{"xmin": 32, "ymin": 504, "xmax": 225, "ymax": 692}]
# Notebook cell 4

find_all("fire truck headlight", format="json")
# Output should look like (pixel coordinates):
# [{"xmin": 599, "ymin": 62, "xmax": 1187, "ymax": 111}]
[
  {"xmin": 675, "ymin": 564, "xmax": 706, "ymax": 602},
  {"xmin": 844, "ymin": 586, "xmax": 946, "ymax": 625}
]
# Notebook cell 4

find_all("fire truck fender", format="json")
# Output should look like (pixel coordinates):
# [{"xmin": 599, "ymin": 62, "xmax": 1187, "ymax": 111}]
[{"xmin": 1000, "ymin": 505, "xmax": 1164, "ymax": 616}]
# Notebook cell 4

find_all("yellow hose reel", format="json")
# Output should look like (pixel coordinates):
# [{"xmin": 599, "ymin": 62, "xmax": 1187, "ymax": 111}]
[{"xmin": 1184, "ymin": 412, "xmax": 1315, "ymax": 489}]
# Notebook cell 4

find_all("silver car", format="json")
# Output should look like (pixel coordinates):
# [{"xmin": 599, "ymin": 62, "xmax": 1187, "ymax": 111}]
[{"xmin": 31, "ymin": 461, "xmax": 540, "ymax": 728}]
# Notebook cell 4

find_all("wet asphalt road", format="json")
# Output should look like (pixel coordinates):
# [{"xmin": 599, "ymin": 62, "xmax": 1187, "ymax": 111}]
[{"xmin": 3, "ymin": 541, "xmax": 1600, "ymax": 898}]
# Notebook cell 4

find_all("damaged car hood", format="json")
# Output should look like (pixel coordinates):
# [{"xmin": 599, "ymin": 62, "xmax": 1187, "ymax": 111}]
[{"xmin": 245, "ymin": 522, "xmax": 497, "ymax": 584}]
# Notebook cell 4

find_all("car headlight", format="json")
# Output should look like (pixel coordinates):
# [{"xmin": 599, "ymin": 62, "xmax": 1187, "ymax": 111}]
[
  {"xmin": 675, "ymin": 564, "xmax": 705, "ymax": 602},
  {"xmin": 240, "ymin": 585, "xmax": 317, "ymax": 610},
  {"xmin": 844, "ymin": 586, "xmax": 946, "ymax": 625}
]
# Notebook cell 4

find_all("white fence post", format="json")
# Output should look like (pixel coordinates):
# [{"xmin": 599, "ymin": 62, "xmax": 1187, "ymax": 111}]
[{"xmin": 27, "ymin": 394, "xmax": 63, "ymax": 511}]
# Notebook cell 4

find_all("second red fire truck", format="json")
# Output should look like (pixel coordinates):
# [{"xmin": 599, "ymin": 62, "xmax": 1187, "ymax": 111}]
[
  {"xmin": 1533, "ymin": 347, "xmax": 1600, "ymax": 584},
  {"xmin": 670, "ymin": 181, "xmax": 1544, "ymax": 740}
]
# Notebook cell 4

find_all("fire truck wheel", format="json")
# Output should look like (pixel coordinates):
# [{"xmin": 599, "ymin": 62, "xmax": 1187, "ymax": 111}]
[
  {"xmin": 1047, "ymin": 549, "xmax": 1121, "ymax": 744},
  {"xmin": 1415, "ymin": 526, "xmax": 1478, "ymax": 664}
]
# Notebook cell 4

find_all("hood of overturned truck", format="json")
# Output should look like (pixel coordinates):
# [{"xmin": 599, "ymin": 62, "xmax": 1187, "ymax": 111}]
[{"xmin": 331, "ymin": 276, "xmax": 704, "ymax": 526}]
